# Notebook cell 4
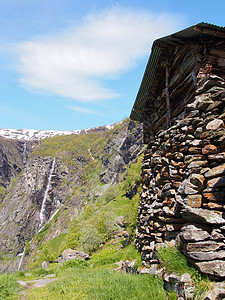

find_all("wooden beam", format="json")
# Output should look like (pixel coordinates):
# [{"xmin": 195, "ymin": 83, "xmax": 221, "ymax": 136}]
[
  {"xmin": 165, "ymin": 58, "xmax": 171, "ymax": 129},
  {"xmin": 194, "ymin": 25, "xmax": 225, "ymax": 39}
]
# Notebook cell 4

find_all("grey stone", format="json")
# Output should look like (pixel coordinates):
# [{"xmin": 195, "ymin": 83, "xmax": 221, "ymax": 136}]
[
  {"xmin": 59, "ymin": 249, "xmax": 90, "ymax": 262},
  {"xmin": 196, "ymin": 260, "xmax": 225, "ymax": 278},
  {"xmin": 207, "ymin": 176, "xmax": 225, "ymax": 188},
  {"xmin": 41, "ymin": 261, "xmax": 49, "ymax": 269},
  {"xmin": 180, "ymin": 229, "xmax": 209, "ymax": 242},
  {"xmin": 204, "ymin": 288, "xmax": 225, "ymax": 300},
  {"xmin": 178, "ymin": 174, "xmax": 205, "ymax": 194},
  {"xmin": 206, "ymin": 119, "xmax": 224, "ymax": 130},
  {"xmin": 180, "ymin": 206, "xmax": 225, "ymax": 225},
  {"xmin": 187, "ymin": 250, "xmax": 225, "ymax": 261},
  {"xmin": 186, "ymin": 241, "xmax": 225, "ymax": 252},
  {"xmin": 204, "ymin": 163, "xmax": 225, "ymax": 178}
]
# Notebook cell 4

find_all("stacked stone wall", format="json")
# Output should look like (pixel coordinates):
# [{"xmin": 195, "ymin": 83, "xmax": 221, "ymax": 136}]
[{"xmin": 135, "ymin": 74, "xmax": 225, "ymax": 279}]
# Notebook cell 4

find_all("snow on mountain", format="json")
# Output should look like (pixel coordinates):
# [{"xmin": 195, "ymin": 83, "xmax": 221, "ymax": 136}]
[{"xmin": 0, "ymin": 122, "xmax": 122, "ymax": 141}]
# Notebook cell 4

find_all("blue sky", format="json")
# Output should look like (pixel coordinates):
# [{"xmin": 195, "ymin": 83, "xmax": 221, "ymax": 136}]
[{"xmin": 0, "ymin": 0, "xmax": 224, "ymax": 131}]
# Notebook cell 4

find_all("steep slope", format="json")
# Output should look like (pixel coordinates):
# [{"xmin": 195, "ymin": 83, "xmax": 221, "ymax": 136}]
[
  {"xmin": 0, "ymin": 119, "xmax": 143, "ymax": 272},
  {"xmin": 0, "ymin": 138, "xmax": 36, "ymax": 191}
]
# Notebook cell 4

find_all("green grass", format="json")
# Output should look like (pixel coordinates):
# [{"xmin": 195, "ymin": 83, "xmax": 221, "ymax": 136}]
[
  {"xmin": 25, "ymin": 266, "xmax": 167, "ymax": 300},
  {"xmin": 157, "ymin": 246, "xmax": 212, "ymax": 299},
  {"xmin": 0, "ymin": 273, "xmax": 20, "ymax": 299},
  {"xmin": 157, "ymin": 246, "xmax": 198, "ymax": 276}
]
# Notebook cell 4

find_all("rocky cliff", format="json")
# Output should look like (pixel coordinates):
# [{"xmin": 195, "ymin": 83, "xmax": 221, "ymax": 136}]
[{"xmin": 0, "ymin": 119, "xmax": 143, "ymax": 272}]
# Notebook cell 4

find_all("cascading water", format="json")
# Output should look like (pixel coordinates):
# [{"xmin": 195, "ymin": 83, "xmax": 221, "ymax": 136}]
[
  {"xmin": 18, "ymin": 246, "xmax": 25, "ymax": 271},
  {"xmin": 22, "ymin": 142, "xmax": 27, "ymax": 164},
  {"xmin": 88, "ymin": 148, "xmax": 95, "ymax": 160},
  {"xmin": 39, "ymin": 158, "xmax": 55, "ymax": 230}
]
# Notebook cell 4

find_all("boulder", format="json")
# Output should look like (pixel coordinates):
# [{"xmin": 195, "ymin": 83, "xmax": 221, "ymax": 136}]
[
  {"xmin": 59, "ymin": 249, "xmax": 90, "ymax": 262},
  {"xmin": 178, "ymin": 174, "xmax": 205, "ymax": 194}
]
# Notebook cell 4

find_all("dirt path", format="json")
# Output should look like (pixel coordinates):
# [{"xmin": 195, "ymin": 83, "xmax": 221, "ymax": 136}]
[{"xmin": 17, "ymin": 274, "xmax": 58, "ymax": 298}]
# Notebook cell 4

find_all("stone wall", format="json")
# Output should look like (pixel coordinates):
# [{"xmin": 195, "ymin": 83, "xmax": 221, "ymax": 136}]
[{"xmin": 135, "ymin": 74, "xmax": 225, "ymax": 280}]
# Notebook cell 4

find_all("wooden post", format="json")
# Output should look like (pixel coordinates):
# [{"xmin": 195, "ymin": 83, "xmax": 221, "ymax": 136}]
[{"xmin": 165, "ymin": 58, "xmax": 171, "ymax": 129}]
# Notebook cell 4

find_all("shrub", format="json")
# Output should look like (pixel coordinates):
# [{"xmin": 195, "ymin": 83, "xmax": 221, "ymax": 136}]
[
  {"xmin": 91, "ymin": 209, "xmax": 117, "ymax": 238},
  {"xmin": 103, "ymin": 185, "xmax": 119, "ymax": 204},
  {"xmin": 24, "ymin": 240, "xmax": 31, "ymax": 256},
  {"xmin": 38, "ymin": 244, "xmax": 57, "ymax": 263},
  {"xmin": 79, "ymin": 223, "xmax": 104, "ymax": 253},
  {"xmin": 60, "ymin": 220, "xmax": 81, "ymax": 252}
]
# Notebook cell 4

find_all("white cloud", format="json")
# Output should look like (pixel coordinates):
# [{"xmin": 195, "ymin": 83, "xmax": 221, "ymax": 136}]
[
  {"xmin": 67, "ymin": 105, "xmax": 100, "ymax": 115},
  {"xmin": 16, "ymin": 6, "xmax": 182, "ymax": 102}
]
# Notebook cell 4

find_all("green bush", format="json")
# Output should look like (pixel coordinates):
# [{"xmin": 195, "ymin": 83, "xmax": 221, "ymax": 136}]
[
  {"xmin": 79, "ymin": 223, "xmax": 104, "ymax": 253},
  {"xmin": 38, "ymin": 244, "xmax": 57, "ymax": 263},
  {"xmin": 60, "ymin": 220, "xmax": 81, "ymax": 252},
  {"xmin": 103, "ymin": 185, "xmax": 119, "ymax": 204},
  {"xmin": 0, "ymin": 186, "xmax": 6, "ymax": 202},
  {"xmin": 125, "ymin": 193, "xmax": 140, "ymax": 239},
  {"xmin": 24, "ymin": 240, "xmax": 31, "ymax": 256}
]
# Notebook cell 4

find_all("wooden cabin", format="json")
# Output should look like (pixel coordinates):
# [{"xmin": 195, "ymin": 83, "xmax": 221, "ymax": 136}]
[
  {"xmin": 130, "ymin": 23, "xmax": 225, "ymax": 281},
  {"xmin": 131, "ymin": 23, "xmax": 225, "ymax": 143}
]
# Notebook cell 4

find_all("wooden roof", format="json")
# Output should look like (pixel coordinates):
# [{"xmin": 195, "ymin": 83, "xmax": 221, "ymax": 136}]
[{"xmin": 130, "ymin": 23, "xmax": 225, "ymax": 122}]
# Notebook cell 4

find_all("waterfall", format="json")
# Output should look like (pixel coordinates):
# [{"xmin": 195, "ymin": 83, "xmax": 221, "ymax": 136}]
[
  {"xmin": 22, "ymin": 142, "xmax": 27, "ymax": 164},
  {"xmin": 39, "ymin": 158, "xmax": 55, "ymax": 230},
  {"xmin": 18, "ymin": 246, "xmax": 25, "ymax": 271},
  {"xmin": 88, "ymin": 148, "xmax": 95, "ymax": 160}
]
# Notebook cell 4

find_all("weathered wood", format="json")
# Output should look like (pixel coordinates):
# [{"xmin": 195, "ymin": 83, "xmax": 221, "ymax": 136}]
[
  {"xmin": 165, "ymin": 62, "xmax": 171, "ymax": 129},
  {"xmin": 194, "ymin": 25, "xmax": 225, "ymax": 39},
  {"xmin": 142, "ymin": 38, "xmax": 225, "ymax": 144}
]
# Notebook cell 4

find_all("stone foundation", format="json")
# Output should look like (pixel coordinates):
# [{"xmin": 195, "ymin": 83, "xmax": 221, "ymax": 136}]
[{"xmin": 135, "ymin": 74, "xmax": 225, "ymax": 280}]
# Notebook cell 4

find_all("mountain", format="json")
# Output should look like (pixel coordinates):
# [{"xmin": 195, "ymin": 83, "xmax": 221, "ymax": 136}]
[
  {"xmin": 0, "ymin": 119, "xmax": 143, "ymax": 272},
  {"xmin": 0, "ymin": 124, "xmax": 120, "ymax": 141}
]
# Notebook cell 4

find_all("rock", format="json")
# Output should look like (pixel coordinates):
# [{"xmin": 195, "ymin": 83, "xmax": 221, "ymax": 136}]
[
  {"xmin": 178, "ymin": 174, "xmax": 205, "ymax": 194},
  {"xmin": 208, "ymin": 152, "xmax": 225, "ymax": 161},
  {"xmin": 188, "ymin": 139, "xmax": 202, "ymax": 147},
  {"xmin": 187, "ymin": 250, "xmax": 225, "ymax": 261},
  {"xmin": 204, "ymin": 163, "xmax": 225, "ymax": 178},
  {"xmin": 207, "ymin": 176, "xmax": 225, "ymax": 188},
  {"xmin": 187, "ymin": 160, "xmax": 208, "ymax": 169},
  {"xmin": 180, "ymin": 228, "xmax": 209, "ymax": 242},
  {"xmin": 210, "ymin": 230, "xmax": 224, "ymax": 241},
  {"xmin": 184, "ymin": 154, "xmax": 205, "ymax": 164},
  {"xmin": 180, "ymin": 206, "xmax": 225, "ymax": 225},
  {"xmin": 59, "ymin": 249, "xmax": 90, "ymax": 262},
  {"xmin": 163, "ymin": 272, "xmax": 194, "ymax": 299},
  {"xmin": 185, "ymin": 241, "xmax": 225, "ymax": 252},
  {"xmin": 117, "ymin": 260, "xmax": 137, "ymax": 274},
  {"xmin": 203, "ymin": 191, "xmax": 225, "ymax": 202},
  {"xmin": 116, "ymin": 216, "xmax": 126, "ymax": 228},
  {"xmin": 188, "ymin": 147, "xmax": 202, "ymax": 154},
  {"xmin": 41, "ymin": 261, "xmax": 49, "ymax": 269},
  {"xmin": 196, "ymin": 260, "xmax": 225, "ymax": 278},
  {"xmin": 204, "ymin": 283, "xmax": 225, "ymax": 300},
  {"xmin": 206, "ymin": 119, "xmax": 224, "ymax": 130},
  {"xmin": 184, "ymin": 194, "xmax": 202, "ymax": 208},
  {"xmin": 202, "ymin": 144, "xmax": 218, "ymax": 155}
]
